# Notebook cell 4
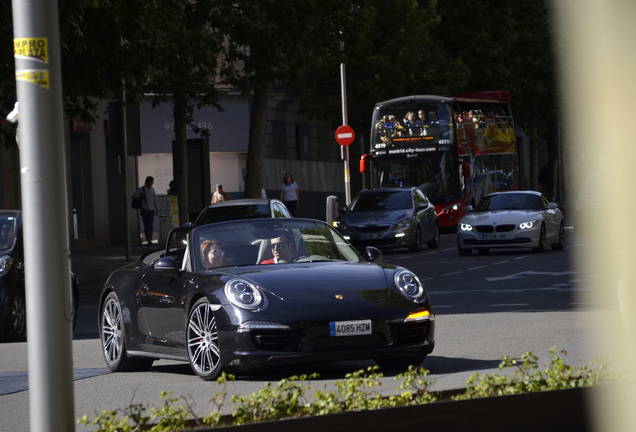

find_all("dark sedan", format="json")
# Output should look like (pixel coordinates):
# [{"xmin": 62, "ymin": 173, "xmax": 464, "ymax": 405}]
[
  {"xmin": 336, "ymin": 188, "xmax": 439, "ymax": 252},
  {"xmin": 98, "ymin": 218, "xmax": 435, "ymax": 380},
  {"xmin": 0, "ymin": 210, "xmax": 79, "ymax": 341}
]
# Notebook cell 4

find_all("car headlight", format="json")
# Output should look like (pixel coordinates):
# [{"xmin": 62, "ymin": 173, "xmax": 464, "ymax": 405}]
[
  {"xmin": 224, "ymin": 278, "xmax": 264, "ymax": 310},
  {"xmin": 392, "ymin": 219, "xmax": 411, "ymax": 231},
  {"xmin": 0, "ymin": 255, "xmax": 8, "ymax": 277},
  {"xmin": 458, "ymin": 222, "xmax": 473, "ymax": 232},
  {"xmin": 519, "ymin": 220, "xmax": 538, "ymax": 229},
  {"xmin": 439, "ymin": 204, "xmax": 459, "ymax": 214},
  {"xmin": 394, "ymin": 270, "xmax": 425, "ymax": 302}
]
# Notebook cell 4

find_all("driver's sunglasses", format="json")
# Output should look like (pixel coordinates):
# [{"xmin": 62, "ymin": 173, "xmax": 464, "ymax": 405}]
[
  {"xmin": 269, "ymin": 242, "xmax": 286, "ymax": 250},
  {"xmin": 208, "ymin": 249, "xmax": 224, "ymax": 256}
]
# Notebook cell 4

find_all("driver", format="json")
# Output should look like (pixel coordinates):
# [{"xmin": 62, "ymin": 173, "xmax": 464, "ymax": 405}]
[{"xmin": 260, "ymin": 231, "xmax": 295, "ymax": 264}]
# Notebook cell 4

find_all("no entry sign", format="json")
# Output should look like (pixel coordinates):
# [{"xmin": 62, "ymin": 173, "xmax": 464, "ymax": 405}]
[{"xmin": 335, "ymin": 125, "xmax": 355, "ymax": 146}]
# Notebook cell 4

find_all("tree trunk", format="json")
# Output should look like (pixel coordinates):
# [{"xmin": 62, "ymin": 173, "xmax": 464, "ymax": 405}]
[
  {"xmin": 172, "ymin": 90, "xmax": 190, "ymax": 225},
  {"xmin": 528, "ymin": 123, "xmax": 539, "ymax": 192},
  {"xmin": 244, "ymin": 76, "xmax": 270, "ymax": 199}
]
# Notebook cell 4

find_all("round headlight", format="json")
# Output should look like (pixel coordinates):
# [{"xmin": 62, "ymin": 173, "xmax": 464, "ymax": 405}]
[
  {"xmin": 224, "ymin": 278, "xmax": 264, "ymax": 310},
  {"xmin": 394, "ymin": 270, "xmax": 425, "ymax": 302}
]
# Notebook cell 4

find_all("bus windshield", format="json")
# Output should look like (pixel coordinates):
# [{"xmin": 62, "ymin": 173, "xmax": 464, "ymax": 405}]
[{"xmin": 371, "ymin": 99, "xmax": 453, "ymax": 152}]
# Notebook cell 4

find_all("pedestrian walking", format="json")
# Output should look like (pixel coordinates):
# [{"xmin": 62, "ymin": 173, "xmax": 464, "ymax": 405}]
[
  {"xmin": 211, "ymin": 184, "xmax": 230, "ymax": 203},
  {"xmin": 280, "ymin": 173, "xmax": 299, "ymax": 216},
  {"xmin": 134, "ymin": 176, "xmax": 159, "ymax": 245}
]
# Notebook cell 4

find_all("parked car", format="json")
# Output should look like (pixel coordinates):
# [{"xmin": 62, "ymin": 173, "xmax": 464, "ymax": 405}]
[
  {"xmin": 336, "ymin": 188, "xmax": 439, "ymax": 252},
  {"xmin": 0, "ymin": 210, "xmax": 79, "ymax": 341},
  {"xmin": 456, "ymin": 191, "xmax": 565, "ymax": 256},
  {"xmin": 192, "ymin": 199, "xmax": 292, "ymax": 226},
  {"xmin": 98, "ymin": 218, "xmax": 435, "ymax": 380}
]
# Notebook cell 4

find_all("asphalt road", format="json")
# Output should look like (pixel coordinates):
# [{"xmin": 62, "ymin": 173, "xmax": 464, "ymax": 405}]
[{"xmin": 0, "ymin": 230, "xmax": 626, "ymax": 431}]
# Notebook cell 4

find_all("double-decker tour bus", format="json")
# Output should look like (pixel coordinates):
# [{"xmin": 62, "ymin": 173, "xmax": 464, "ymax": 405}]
[{"xmin": 361, "ymin": 91, "xmax": 519, "ymax": 228}]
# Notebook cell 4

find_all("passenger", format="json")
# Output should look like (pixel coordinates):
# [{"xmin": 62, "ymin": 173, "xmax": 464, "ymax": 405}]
[
  {"xmin": 403, "ymin": 111, "xmax": 416, "ymax": 135},
  {"xmin": 201, "ymin": 240, "xmax": 225, "ymax": 269},
  {"xmin": 260, "ymin": 231, "xmax": 295, "ymax": 264}
]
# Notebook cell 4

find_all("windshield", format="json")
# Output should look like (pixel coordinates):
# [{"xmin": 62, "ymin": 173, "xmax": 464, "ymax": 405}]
[
  {"xmin": 350, "ymin": 190, "xmax": 412, "ymax": 212},
  {"xmin": 0, "ymin": 216, "xmax": 19, "ymax": 252},
  {"xmin": 189, "ymin": 219, "xmax": 362, "ymax": 269},
  {"xmin": 371, "ymin": 99, "xmax": 452, "ymax": 152},
  {"xmin": 475, "ymin": 193, "xmax": 543, "ymax": 211}
]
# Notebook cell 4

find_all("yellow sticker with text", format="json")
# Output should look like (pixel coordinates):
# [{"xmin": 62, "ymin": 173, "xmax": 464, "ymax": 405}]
[
  {"xmin": 14, "ymin": 38, "xmax": 48, "ymax": 63},
  {"xmin": 15, "ymin": 69, "xmax": 50, "ymax": 89}
]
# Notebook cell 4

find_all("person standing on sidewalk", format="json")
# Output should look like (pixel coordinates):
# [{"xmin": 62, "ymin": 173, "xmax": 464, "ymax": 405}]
[
  {"xmin": 280, "ymin": 173, "xmax": 299, "ymax": 216},
  {"xmin": 134, "ymin": 176, "xmax": 159, "ymax": 245}
]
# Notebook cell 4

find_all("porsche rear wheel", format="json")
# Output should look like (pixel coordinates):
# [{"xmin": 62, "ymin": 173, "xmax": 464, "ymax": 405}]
[
  {"xmin": 100, "ymin": 291, "xmax": 153, "ymax": 372},
  {"xmin": 187, "ymin": 298, "xmax": 223, "ymax": 381}
]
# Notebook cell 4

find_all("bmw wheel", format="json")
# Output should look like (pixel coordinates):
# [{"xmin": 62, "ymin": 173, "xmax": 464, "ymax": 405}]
[
  {"xmin": 533, "ymin": 225, "xmax": 546, "ymax": 253},
  {"xmin": 187, "ymin": 298, "xmax": 223, "ymax": 381},
  {"xmin": 551, "ymin": 223, "xmax": 565, "ymax": 250},
  {"xmin": 100, "ymin": 291, "xmax": 153, "ymax": 372}
]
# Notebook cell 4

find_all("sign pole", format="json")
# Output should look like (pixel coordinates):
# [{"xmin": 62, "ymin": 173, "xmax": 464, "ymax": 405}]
[
  {"xmin": 11, "ymin": 0, "xmax": 75, "ymax": 430},
  {"xmin": 340, "ymin": 62, "xmax": 351, "ymax": 205}
]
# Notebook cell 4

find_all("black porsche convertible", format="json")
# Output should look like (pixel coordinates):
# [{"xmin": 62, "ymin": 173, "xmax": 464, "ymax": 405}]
[{"xmin": 99, "ymin": 218, "xmax": 435, "ymax": 380}]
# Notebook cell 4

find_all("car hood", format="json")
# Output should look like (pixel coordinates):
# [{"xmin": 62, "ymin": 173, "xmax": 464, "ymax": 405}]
[
  {"xmin": 462, "ymin": 210, "xmax": 542, "ymax": 224},
  {"xmin": 221, "ymin": 262, "xmax": 397, "ymax": 305},
  {"xmin": 344, "ymin": 210, "xmax": 411, "ymax": 226}
]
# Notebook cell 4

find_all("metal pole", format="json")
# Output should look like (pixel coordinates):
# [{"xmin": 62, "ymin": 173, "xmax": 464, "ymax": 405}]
[
  {"xmin": 122, "ymin": 81, "xmax": 131, "ymax": 260},
  {"xmin": 340, "ymin": 62, "xmax": 351, "ymax": 205},
  {"xmin": 11, "ymin": 0, "xmax": 75, "ymax": 430}
]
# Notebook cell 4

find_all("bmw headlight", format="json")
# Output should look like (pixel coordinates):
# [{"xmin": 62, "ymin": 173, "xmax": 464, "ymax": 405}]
[
  {"xmin": 394, "ymin": 270, "xmax": 425, "ymax": 302},
  {"xmin": 224, "ymin": 278, "xmax": 264, "ymax": 310},
  {"xmin": 392, "ymin": 219, "xmax": 411, "ymax": 231},
  {"xmin": 459, "ymin": 222, "xmax": 473, "ymax": 232},
  {"xmin": 519, "ymin": 220, "xmax": 538, "ymax": 229}
]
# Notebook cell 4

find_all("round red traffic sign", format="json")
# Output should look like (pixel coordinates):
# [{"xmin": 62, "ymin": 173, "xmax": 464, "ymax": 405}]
[{"xmin": 334, "ymin": 125, "xmax": 355, "ymax": 146}]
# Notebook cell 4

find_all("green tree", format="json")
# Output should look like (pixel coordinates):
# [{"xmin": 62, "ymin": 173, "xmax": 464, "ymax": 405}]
[{"xmin": 435, "ymin": 0, "xmax": 559, "ymax": 196}]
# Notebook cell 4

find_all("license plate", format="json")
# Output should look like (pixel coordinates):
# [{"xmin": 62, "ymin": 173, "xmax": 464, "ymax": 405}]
[
  {"xmin": 362, "ymin": 233, "xmax": 381, "ymax": 240},
  {"xmin": 482, "ymin": 233, "xmax": 509, "ymax": 240},
  {"xmin": 329, "ymin": 320, "xmax": 372, "ymax": 337}
]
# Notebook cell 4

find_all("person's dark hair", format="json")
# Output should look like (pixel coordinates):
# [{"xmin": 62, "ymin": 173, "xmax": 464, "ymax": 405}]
[
  {"xmin": 145, "ymin": 176, "xmax": 154, "ymax": 186},
  {"xmin": 283, "ymin": 172, "xmax": 293, "ymax": 185}
]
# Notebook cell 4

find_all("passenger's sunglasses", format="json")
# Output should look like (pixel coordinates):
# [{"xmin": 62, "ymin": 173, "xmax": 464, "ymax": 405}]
[{"xmin": 269, "ymin": 242, "xmax": 286, "ymax": 250}]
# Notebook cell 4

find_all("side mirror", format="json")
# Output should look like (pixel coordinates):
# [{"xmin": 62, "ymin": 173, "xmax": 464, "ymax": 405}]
[
  {"xmin": 547, "ymin": 202, "xmax": 558, "ymax": 210},
  {"xmin": 153, "ymin": 257, "xmax": 180, "ymax": 275},
  {"xmin": 363, "ymin": 246, "xmax": 382, "ymax": 263},
  {"xmin": 464, "ymin": 205, "xmax": 474, "ymax": 213}
]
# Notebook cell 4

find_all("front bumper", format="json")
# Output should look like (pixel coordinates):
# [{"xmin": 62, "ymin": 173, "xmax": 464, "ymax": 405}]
[{"xmin": 219, "ymin": 316, "xmax": 435, "ymax": 371}]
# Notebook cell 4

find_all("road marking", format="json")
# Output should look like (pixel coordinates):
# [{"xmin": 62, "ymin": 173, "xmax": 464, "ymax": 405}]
[
  {"xmin": 486, "ymin": 270, "xmax": 576, "ymax": 282},
  {"xmin": 441, "ymin": 271, "xmax": 464, "ymax": 277},
  {"xmin": 493, "ymin": 260, "xmax": 510, "ymax": 265},
  {"xmin": 468, "ymin": 266, "xmax": 487, "ymax": 271},
  {"xmin": 490, "ymin": 303, "xmax": 531, "ymax": 307}
]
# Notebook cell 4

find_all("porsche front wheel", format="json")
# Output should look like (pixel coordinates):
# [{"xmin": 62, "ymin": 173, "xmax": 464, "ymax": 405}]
[
  {"xmin": 100, "ymin": 291, "xmax": 153, "ymax": 372},
  {"xmin": 187, "ymin": 298, "xmax": 223, "ymax": 381}
]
